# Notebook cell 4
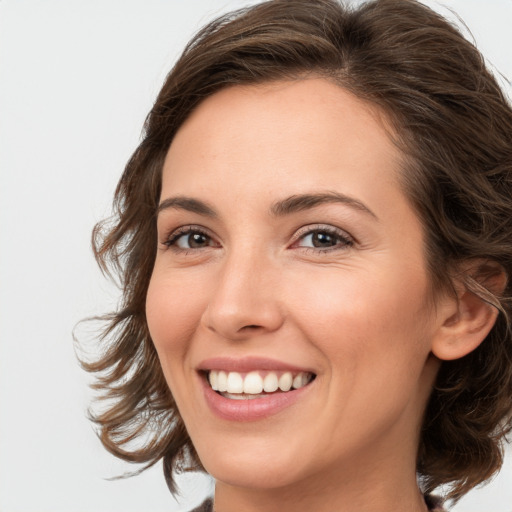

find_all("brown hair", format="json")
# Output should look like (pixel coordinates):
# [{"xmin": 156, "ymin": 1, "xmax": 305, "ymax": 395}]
[{"xmin": 81, "ymin": 0, "xmax": 512, "ymax": 502}]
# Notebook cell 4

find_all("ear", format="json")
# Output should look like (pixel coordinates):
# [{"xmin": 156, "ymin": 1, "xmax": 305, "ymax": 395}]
[{"xmin": 431, "ymin": 260, "xmax": 507, "ymax": 361}]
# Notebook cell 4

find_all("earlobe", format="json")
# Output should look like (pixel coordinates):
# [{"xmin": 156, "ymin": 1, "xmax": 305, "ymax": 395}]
[{"xmin": 431, "ymin": 261, "xmax": 507, "ymax": 361}]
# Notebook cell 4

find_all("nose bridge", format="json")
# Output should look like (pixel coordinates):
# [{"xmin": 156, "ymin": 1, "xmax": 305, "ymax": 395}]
[{"xmin": 202, "ymin": 242, "xmax": 283, "ymax": 339}]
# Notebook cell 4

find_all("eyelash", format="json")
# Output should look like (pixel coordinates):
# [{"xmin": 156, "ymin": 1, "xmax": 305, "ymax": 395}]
[
  {"xmin": 291, "ymin": 224, "xmax": 354, "ymax": 253},
  {"xmin": 162, "ymin": 225, "xmax": 215, "ymax": 252},
  {"xmin": 161, "ymin": 224, "xmax": 354, "ymax": 254}
]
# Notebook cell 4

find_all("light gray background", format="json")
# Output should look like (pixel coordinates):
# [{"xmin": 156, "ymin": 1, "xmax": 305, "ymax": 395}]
[{"xmin": 1, "ymin": 1, "xmax": 511, "ymax": 511}]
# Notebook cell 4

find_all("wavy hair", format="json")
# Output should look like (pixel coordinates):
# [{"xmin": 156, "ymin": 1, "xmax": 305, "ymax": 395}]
[{"xmin": 80, "ymin": 0, "xmax": 512, "ymax": 502}]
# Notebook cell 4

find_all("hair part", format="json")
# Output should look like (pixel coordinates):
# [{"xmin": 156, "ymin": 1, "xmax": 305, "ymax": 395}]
[{"xmin": 80, "ymin": 0, "xmax": 512, "ymax": 502}]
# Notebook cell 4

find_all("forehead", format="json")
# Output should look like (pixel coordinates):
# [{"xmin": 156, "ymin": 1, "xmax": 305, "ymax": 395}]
[
  {"xmin": 162, "ymin": 79, "xmax": 407, "ymax": 218},
  {"xmin": 164, "ymin": 78, "xmax": 401, "ymax": 188}
]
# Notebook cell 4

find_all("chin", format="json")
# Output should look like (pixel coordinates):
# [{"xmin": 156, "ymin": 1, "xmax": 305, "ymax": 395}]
[
  {"xmin": 195, "ymin": 435, "xmax": 311, "ymax": 490},
  {"xmin": 205, "ymin": 459, "xmax": 306, "ymax": 491}
]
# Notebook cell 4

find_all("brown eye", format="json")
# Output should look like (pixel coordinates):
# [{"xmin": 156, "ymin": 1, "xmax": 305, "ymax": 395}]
[
  {"xmin": 164, "ymin": 227, "xmax": 217, "ymax": 250},
  {"xmin": 175, "ymin": 231, "xmax": 211, "ymax": 249},
  {"xmin": 310, "ymin": 231, "xmax": 337, "ymax": 248},
  {"xmin": 296, "ymin": 229, "xmax": 352, "ymax": 250},
  {"xmin": 186, "ymin": 232, "xmax": 210, "ymax": 248}
]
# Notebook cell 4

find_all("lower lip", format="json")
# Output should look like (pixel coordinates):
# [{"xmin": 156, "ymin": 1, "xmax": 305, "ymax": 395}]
[{"xmin": 200, "ymin": 375, "xmax": 313, "ymax": 422}]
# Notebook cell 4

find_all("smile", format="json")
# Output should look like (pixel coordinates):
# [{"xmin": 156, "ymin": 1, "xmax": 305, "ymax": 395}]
[
  {"xmin": 198, "ymin": 358, "xmax": 317, "ymax": 421},
  {"xmin": 208, "ymin": 370, "xmax": 315, "ymax": 399}
]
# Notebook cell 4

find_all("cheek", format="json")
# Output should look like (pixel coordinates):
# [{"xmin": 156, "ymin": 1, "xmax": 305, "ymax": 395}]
[
  {"xmin": 287, "ymin": 263, "xmax": 433, "ymax": 370},
  {"xmin": 146, "ymin": 271, "xmax": 206, "ymax": 366}
]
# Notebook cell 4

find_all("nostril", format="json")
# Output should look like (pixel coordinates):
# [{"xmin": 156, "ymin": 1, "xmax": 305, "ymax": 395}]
[{"xmin": 237, "ymin": 324, "xmax": 262, "ymax": 332}]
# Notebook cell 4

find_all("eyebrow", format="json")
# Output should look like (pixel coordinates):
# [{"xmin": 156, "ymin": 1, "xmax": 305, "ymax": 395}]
[
  {"xmin": 157, "ymin": 196, "xmax": 217, "ymax": 218},
  {"xmin": 270, "ymin": 192, "xmax": 378, "ymax": 219},
  {"xmin": 157, "ymin": 191, "xmax": 377, "ymax": 220}
]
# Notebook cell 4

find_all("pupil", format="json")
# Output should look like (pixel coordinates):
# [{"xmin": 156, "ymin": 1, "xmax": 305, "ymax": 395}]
[
  {"xmin": 189, "ymin": 233, "xmax": 207, "ymax": 248},
  {"xmin": 313, "ymin": 231, "xmax": 335, "ymax": 247}
]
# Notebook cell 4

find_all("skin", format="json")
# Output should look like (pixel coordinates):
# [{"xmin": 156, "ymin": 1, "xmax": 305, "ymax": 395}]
[{"xmin": 146, "ymin": 78, "xmax": 465, "ymax": 512}]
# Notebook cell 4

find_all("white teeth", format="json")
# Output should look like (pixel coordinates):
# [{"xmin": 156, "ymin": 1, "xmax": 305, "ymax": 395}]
[
  {"xmin": 292, "ymin": 372, "xmax": 310, "ymax": 389},
  {"xmin": 226, "ymin": 372, "xmax": 244, "ymax": 393},
  {"xmin": 243, "ymin": 371, "xmax": 263, "ymax": 394},
  {"xmin": 263, "ymin": 373, "xmax": 279, "ymax": 392},
  {"xmin": 278, "ymin": 372, "xmax": 293, "ymax": 391},
  {"xmin": 210, "ymin": 370, "xmax": 219, "ymax": 391},
  {"xmin": 208, "ymin": 369, "xmax": 313, "ymax": 396},
  {"xmin": 292, "ymin": 373, "xmax": 304, "ymax": 389},
  {"xmin": 223, "ymin": 392, "xmax": 264, "ymax": 400},
  {"xmin": 217, "ymin": 371, "xmax": 228, "ymax": 392}
]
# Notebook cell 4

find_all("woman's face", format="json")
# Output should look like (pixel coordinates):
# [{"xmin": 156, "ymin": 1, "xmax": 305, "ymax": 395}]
[{"xmin": 146, "ymin": 78, "xmax": 444, "ymax": 494}]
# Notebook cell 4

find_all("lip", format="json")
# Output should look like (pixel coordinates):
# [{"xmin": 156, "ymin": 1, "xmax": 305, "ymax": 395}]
[
  {"xmin": 197, "ymin": 356, "xmax": 314, "ymax": 373},
  {"xmin": 200, "ymin": 373, "xmax": 314, "ymax": 422},
  {"xmin": 197, "ymin": 357, "xmax": 316, "ymax": 422}
]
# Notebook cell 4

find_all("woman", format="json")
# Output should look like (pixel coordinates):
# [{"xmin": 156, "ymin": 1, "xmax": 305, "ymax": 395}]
[{"xmin": 83, "ymin": 0, "xmax": 512, "ymax": 510}]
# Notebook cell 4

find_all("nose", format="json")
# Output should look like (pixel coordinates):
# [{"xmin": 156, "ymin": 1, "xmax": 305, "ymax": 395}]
[{"xmin": 201, "ymin": 250, "xmax": 284, "ymax": 341}]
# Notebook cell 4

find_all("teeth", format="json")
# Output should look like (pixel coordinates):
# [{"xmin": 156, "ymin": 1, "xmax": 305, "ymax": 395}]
[
  {"xmin": 293, "ymin": 373, "xmax": 305, "ymax": 389},
  {"xmin": 226, "ymin": 372, "xmax": 244, "ymax": 393},
  {"xmin": 244, "ymin": 371, "xmax": 263, "ymax": 394},
  {"xmin": 279, "ymin": 372, "xmax": 293, "ymax": 391},
  {"xmin": 223, "ymin": 393, "xmax": 265, "ymax": 400},
  {"xmin": 208, "ymin": 370, "xmax": 313, "ymax": 396},
  {"xmin": 217, "ymin": 371, "xmax": 228, "ymax": 392},
  {"xmin": 263, "ymin": 373, "xmax": 279, "ymax": 392},
  {"xmin": 209, "ymin": 370, "xmax": 219, "ymax": 391}
]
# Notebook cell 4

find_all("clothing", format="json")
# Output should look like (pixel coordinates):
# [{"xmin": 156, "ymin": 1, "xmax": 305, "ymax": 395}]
[{"xmin": 188, "ymin": 495, "xmax": 445, "ymax": 511}]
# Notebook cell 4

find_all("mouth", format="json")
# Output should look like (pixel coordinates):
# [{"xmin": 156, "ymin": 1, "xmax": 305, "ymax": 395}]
[
  {"xmin": 204, "ymin": 369, "xmax": 316, "ymax": 400},
  {"xmin": 197, "ymin": 357, "xmax": 317, "ymax": 420}
]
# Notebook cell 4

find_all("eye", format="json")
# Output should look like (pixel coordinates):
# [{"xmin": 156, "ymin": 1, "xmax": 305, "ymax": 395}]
[
  {"xmin": 163, "ymin": 226, "xmax": 218, "ymax": 251},
  {"xmin": 175, "ymin": 232, "xmax": 211, "ymax": 249},
  {"xmin": 293, "ymin": 226, "xmax": 353, "ymax": 251}
]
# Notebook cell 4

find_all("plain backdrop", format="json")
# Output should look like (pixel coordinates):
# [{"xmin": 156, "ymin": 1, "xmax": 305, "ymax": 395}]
[{"xmin": 1, "ymin": 1, "xmax": 511, "ymax": 511}]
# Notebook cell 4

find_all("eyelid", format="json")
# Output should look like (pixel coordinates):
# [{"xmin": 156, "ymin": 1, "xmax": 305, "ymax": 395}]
[
  {"xmin": 160, "ymin": 224, "xmax": 219, "ymax": 248},
  {"xmin": 159, "ymin": 223, "xmax": 354, "ymax": 253},
  {"xmin": 290, "ymin": 224, "xmax": 355, "ymax": 250}
]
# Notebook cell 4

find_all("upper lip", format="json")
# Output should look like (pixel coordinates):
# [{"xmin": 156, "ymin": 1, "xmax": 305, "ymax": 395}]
[{"xmin": 197, "ymin": 356, "xmax": 315, "ymax": 374}]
